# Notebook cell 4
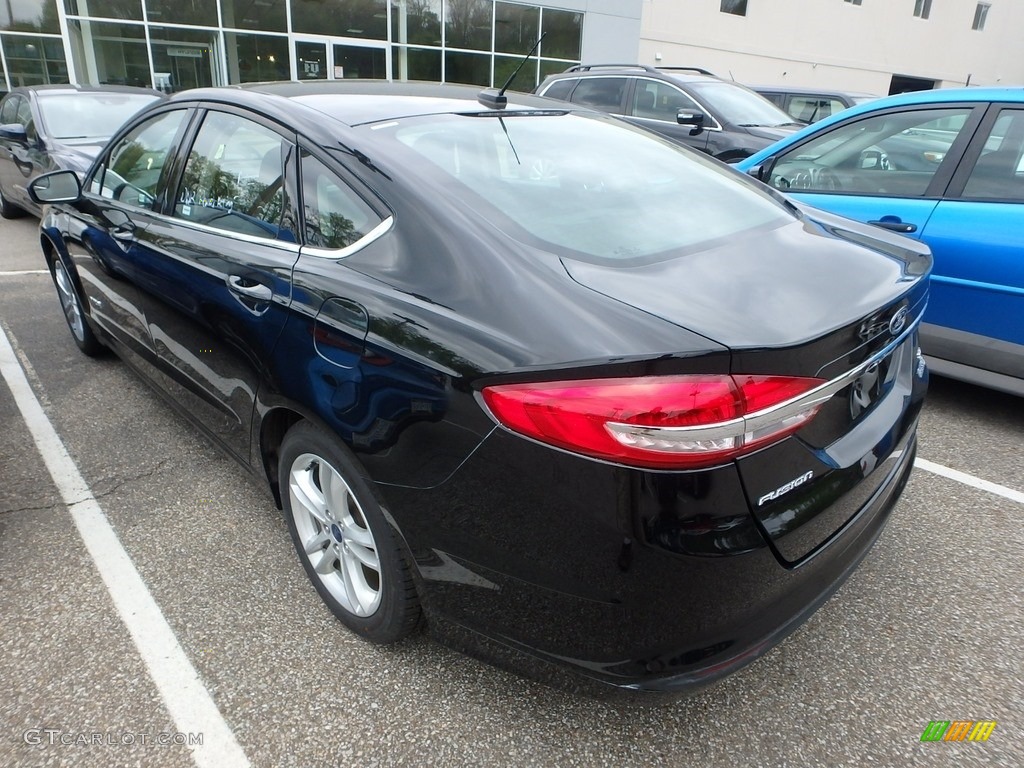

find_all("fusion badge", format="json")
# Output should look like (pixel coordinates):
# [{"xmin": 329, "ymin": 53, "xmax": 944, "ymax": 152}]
[{"xmin": 758, "ymin": 471, "xmax": 814, "ymax": 506}]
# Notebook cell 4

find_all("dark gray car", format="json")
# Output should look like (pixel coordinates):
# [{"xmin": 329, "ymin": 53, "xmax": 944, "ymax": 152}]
[
  {"xmin": 535, "ymin": 65, "xmax": 802, "ymax": 162},
  {"xmin": 0, "ymin": 84, "xmax": 163, "ymax": 218}
]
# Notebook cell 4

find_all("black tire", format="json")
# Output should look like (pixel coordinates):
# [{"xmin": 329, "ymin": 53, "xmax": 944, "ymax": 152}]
[
  {"xmin": 0, "ymin": 185, "xmax": 25, "ymax": 219},
  {"xmin": 279, "ymin": 421, "xmax": 421, "ymax": 643},
  {"xmin": 50, "ymin": 257, "xmax": 104, "ymax": 356}
]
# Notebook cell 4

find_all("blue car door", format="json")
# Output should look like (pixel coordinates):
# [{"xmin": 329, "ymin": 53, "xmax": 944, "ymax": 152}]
[
  {"xmin": 760, "ymin": 103, "xmax": 985, "ymax": 238},
  {"xmin": 916, "ymin": 105, "xmax": 1024, "ymax": 381}
]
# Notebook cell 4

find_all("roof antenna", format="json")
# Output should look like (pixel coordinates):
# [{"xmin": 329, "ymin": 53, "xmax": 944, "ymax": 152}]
[{"xmin": 478, "ymin": 33, "xmax": 546, "ymax": 109}]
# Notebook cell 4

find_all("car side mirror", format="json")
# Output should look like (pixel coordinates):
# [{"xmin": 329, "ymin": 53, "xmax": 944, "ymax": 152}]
[
  {"xmin": 745, "ymin": 157, "xmax": 775, "ymax": 182},
  {"xmin": 29, "ymin": 170, "xmax": 82, "ymax": 204},
  {"xmin": 676, "ymin": 110, "xmax": 706, "ymax": 136},
  {"xmin": 0, "ymin": 123, "xmax": 28, "ymax": 144}
]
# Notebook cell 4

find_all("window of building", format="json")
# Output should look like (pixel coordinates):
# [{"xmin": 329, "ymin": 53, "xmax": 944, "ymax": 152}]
[
  {"xmin": 720, "ymin": 0, "xmax": 747, "ymax": 16},
  {"xmin": 391, "ymin": 0, "xmax": 442, "ymax": 46},
  {"xmin": 64, "ymin": 0, "xmax": 144, "ymax": 22},
  {"xmin": 391, "ymin": 46, "xmax": 442, "ymax": 82},
  {"xmin": 174, "ymin": 111, "xmax": 294, "ymax": 240},
  {"xmin": 444, "ymin": 50, "xmax": 490, "ymax": 85},
  {"xmin": 146, "ymin": 0, "xmax": 218, "ymax": 27},
  {"xmin": 972, "ymin": 3, "xmax": 990, "ymax": 30},
  {"xmin": 540, "ymin": 8, "xmax": 581, "ymax": 60},
  {"xmin": 446, "ymin": 0, "xmax": 492, "ymax": 52},
  {"xmin": 1, "ymin": 0, "xmax": 61, "ymax": 33},
  {"xmin": 68, "ymin": 20, "xmax": 150, "ymax": 88},
  {"xmin": 149, "ymin": 27, "xmax": 219, "ymax": 92},
  {"xmin": 495, "ymin": 2, "xmax": 539, "ymax": 54},
  {"xmin": 914, "ymin": 0, "xmax": 931, "ymax": 19},
  {"xmin": 220, "ymin": 0, "xmax": 287, "ymax": 33},
  {"xmin": 1, "ymin": 35, "xmax": 69, "ymax": 86},
  {"xmin": 292, "ymin": 0, "xmax": 388, "ymax": 39},
  {"xmin": 224, "ymin": 33, "xmax": 290, "ymax": 84}
]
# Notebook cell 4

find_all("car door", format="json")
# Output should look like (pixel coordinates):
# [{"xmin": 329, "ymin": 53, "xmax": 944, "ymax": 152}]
[
  {"xmin": 0, "ymin": 95, "xmax": 45, "ymax": 210},
  {"xmin": 916, "ymin": 105, "xmax": 1024, "ymax": 380},
  {"xmin": 624, "ymin": 77, "xmax": 710, "ymax": 153},
  {"xmin": 62, "ymin": 107, "xmax": 192, "ymax": 362},
  {"xmin": 760, "ymin": 104, "xmax": 986, "ymax": 237},
  {"xmin": 127, "ymin": 106, "xmax": 301, "ymax": 461},
  {"xmin": 0, "ymin": 94, "xmax": 23, "ymax": 202}
]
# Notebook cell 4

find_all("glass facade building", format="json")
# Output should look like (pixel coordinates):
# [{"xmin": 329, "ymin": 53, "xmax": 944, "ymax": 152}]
[{"xmin": 0, "ymin": 0, "xmax": 604, "ymax": 93}]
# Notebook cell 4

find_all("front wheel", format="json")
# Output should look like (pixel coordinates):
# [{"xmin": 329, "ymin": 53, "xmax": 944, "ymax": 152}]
[
  {"xmin": 280, "ymin": 421, "xmax": 421, "ymax": 643},
  {"xmin": 51, "ymin": 258, "xmax": 103, "ymax": 356}
]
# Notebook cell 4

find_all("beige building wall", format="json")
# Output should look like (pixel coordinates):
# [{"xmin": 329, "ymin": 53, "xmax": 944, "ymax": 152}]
[{"xmin": 639, "ymin": 0, "xmax": 1024, "ymax": 93}]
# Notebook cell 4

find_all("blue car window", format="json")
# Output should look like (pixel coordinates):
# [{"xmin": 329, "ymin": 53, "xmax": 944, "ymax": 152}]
[
  {"xmin": 768, "ymin": 107, "xmax": 972, "ymax": 197},
  {"xmin": 962, "ymin": 109, "xmax": 1024, "ymax": 201},
  {"xmin": 173, "ymin": 110, "xmax": 292, "ymax": 240}
]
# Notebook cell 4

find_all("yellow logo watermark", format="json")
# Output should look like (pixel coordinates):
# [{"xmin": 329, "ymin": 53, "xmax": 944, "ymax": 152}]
[{"xmin": 920, "ymin": 721, "xmax": 996, "ymax": 742}]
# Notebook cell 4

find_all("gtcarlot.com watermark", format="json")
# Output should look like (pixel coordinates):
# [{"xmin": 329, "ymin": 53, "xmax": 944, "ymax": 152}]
[{"xmin": 24, "ymin": 728, "xmax": 203, "ymax": 747}]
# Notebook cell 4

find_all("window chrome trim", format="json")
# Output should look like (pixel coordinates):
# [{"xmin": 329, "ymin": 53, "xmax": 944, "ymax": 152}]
[
  {"xmin": 300, "ymin": 215, "xmax": 394, "ymax": 259},
  {"xmin": 607, "ymin": 315, "xmax": 922, "ymax": 444},
  {"xmin": 136, "ymin": 206, "xmax": 302, "ymax": 254}
]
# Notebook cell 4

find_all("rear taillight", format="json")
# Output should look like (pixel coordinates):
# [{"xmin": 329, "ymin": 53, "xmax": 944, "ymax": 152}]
[{"xmin": 481, "ymin": 374, "xmax": 827, "ymax": 469}]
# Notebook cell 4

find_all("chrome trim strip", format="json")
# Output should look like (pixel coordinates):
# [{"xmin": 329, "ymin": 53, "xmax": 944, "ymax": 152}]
[
  {"xmin": 607, "ymin": 316, "xmax": 922, "ymax": 445},
  {"xmin": 300, "ymin": 216, "xmax": 394, "ymax": 260}
]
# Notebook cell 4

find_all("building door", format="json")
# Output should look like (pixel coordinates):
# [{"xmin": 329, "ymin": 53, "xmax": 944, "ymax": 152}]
[{"xmin": 293, "ymin": 39, "xmax": 388, "ymax": 81}]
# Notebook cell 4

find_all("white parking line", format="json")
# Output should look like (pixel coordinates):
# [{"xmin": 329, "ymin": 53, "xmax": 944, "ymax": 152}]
[
  {"xmin": 0, "ymin": 270, "xmax": 48, "ymax": 276},
  {"xmin": 915, "ymin": 457, "xmax": 1024, "ymax": 505},
  {"xmin": 0, "ymin": 325, "xmax": 250, "ymax": 768}
]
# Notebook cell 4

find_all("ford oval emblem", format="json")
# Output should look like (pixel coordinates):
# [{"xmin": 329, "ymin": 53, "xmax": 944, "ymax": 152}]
[{"xmin": 889, "ymin": 306, "xmax": 909, "ymax": 336}]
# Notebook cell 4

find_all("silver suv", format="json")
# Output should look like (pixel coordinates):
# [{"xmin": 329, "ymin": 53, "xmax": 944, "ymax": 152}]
[{"xmin": 536, "ymin": 65, "xmax": 802, "ymax": 162}]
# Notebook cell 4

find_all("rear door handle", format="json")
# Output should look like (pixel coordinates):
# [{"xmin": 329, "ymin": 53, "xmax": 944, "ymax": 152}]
[
  {"xmin": 227, "ymin": 275, "xmax": 273, "ymax": 302},
  {"xmin": 868, "ymin": 218, "xmax": 917, "ymax": 234}
]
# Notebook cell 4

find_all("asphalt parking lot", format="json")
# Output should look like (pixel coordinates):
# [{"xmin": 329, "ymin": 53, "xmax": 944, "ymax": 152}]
[{"xmin": 1, "ymin": 212, "xmax": 1021, "ymax": 768}]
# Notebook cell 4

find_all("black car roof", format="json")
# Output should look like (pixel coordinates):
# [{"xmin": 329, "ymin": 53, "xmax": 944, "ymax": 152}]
[{"xmin": 170, "ymin": 81, "xmax": 566, "ymax": 128}]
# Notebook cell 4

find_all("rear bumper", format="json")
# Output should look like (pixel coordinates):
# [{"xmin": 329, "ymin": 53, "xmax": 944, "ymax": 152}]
[{"xmin": 387, "ymin": 406, "xmax": 919, "ymax": 701}]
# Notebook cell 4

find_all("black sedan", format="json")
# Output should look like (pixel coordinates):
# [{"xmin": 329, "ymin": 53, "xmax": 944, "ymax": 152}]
[
  {"xmin": 29, "ymin": 81, "xmax": 930, "ymax": 700},
  {"xmin": 0, "ymin": 84, "xmax": 163, "ymax": 219}
]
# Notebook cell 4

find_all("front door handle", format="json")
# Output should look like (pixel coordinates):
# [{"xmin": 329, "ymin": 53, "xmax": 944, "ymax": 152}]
[
  {"xmin": 110, "ymin": 226, "xmax": 135, "ymax": 242},
  {"xmin": 227, "ymin": 275, "xmax": 273, "ymax": 302},
  {"xmin": 868, "ymin": 217, "xmax": 917, "ymax": 234}
]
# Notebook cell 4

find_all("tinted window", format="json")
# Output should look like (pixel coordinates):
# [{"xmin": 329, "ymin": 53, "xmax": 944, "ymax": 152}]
[
  {"xmin": 769, "ymin": 108, "xmax": 973, "ymax": 196},
  {"xmin": 962, "ymin": 109, "xmax": 1024, "ymax": 200},
  {"xmin": 541, "ymin": 78, "xmax": 575, "ymax": 102},
  {"xmin": 688, "ymin": 81, "xmax": 793, "ymax": 127},
  {"xmin": 92, "ymin": 109, "xmax": 186, "ymax": 209},
  {"xmin": 379, "ymin": 112, "xmax": 789, "ymax": 260},
  {"xmin": 173, "ymin": 111, "xmax": 293, "ymax": 240},
  {"xmin": 300, "ymin": 152, "xmax": 381, "ymax": 249},
  {"xmin": 632, "ymin": 80, "xmax": 698, "ymax": 122},
  {"xmin": 569, "ymin": 78, "xmax": 626, "ymax": 111}
]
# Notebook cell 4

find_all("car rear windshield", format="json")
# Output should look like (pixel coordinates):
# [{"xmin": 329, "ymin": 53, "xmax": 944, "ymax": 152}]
[
  {"xmin": 37, "ymin": 92, "xmax": 160, "ymax": 140},
  {"xmin": 367, "ymin": 111, "xmax": 791, "ymax": 261}
]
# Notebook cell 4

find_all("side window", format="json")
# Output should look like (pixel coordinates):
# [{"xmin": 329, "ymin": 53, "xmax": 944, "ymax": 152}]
[
  {"xmin": 0, "ymin": 95, "xmax": 19, "ymax": 125},
  {"xmin": 569, "ymin": 77, "xmax": 627, "ymax": 112},
  {"xmin": 787, "ymin": 96, "xmax": 846, "ymax": 123},
  {"xmin": 632, "ymin": 80, "xmax": 699, "ymax": 122},
  {"xmin": 768, "ymin": 107, "xmax": 973, "ymax": 196},
  {"xmin": 541, "ymin": 79, "xmax": 575, "ymax": 102},
  {"xmin": 300, "ymin": 151, "xmax": 381, "ymax": 250},
  {"xmin": 173, "ymin": 111, "xmax": 294, "ymax": 240},
  {"xmin": 93, "ymin": 110, "xmax": 186, "ymax": 209},
  {"xmin": 761, "ymin": 93, "xmax": 785, "ymax": 108},
  {"xmin": 962, "ymin": 109, "xmax": 1024, "ymax": 201},
  {"xmin": 15, "ymin": 98, "xmax": 36, "ymax": 140}
]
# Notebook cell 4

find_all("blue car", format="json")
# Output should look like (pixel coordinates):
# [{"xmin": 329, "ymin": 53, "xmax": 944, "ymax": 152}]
[{"xmin": 738, "ymin": 87, "xmax": 1024, "ymax": 396}]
